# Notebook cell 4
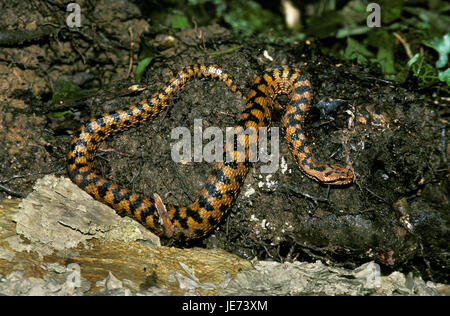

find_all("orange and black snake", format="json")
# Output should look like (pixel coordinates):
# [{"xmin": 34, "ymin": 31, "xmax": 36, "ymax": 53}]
[{"xmin": 67, "ymin": 64, "xmax": 354, "ymax": 241}]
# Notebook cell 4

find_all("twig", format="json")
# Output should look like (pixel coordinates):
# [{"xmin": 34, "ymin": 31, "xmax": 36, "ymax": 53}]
[
  {"xmin": 358, "ymin": 183, "xmax": 389, "ymax": 204},
  {"xmin": 171, "ymin": 161, "xmax": 195, "ymax": 202},
  {"xmin": 0, "ymin": 167, "xmax": 64, "ymax": 184},
  {"xmin": 128, "ymin": 168, "xmax": 141, "ymax": 191},
  {"xmin": 0, "ymin": 167, "xmax": 66, "ymax": 198},
  {"xmin": 126, "ymin": 26, "xmax": 134, "ymax": 78},
  {"xmin": 290, "ymin": 235, "xmax": 331, "ymax": 262},
  {"xmin": 98, "ymin": 147, "xmax": 131, "ymax": 157},
  {"xmin": 393, "ymin": 32, "xmax": 413, "ymax": 59},
  {"xmin": 440, "ymin": 119, "xmax": 447, "ymax": 165},
  {"xmin": 208, "ymin": 45, "xmax": 244, "ymax": 56},
  {"xmin": 361, "ymin": 75, "xmax": 392, "ymax": 84},
  {"xmin": 275, "ymin": 183, "xmax": 329, "ymax": 204},
  {"xmin": 0, "ymin": 184, "xmax": 25, "ymax": 198}
]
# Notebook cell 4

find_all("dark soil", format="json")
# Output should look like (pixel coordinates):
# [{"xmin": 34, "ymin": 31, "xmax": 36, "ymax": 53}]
[{"xmin": 0, "ymin": 0, "xmax": 448, "ymax": 283}]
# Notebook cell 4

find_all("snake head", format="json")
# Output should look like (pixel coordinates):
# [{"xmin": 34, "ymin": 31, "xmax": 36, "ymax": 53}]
[{"xmin": 320, "ymin": 164, "xmax": 354, "ymax": 185}]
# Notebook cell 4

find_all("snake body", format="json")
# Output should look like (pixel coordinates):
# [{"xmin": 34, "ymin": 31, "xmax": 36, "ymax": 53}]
[{"xmin": 67, "ymin": 64, "xmax": 354, "ymax": 241}]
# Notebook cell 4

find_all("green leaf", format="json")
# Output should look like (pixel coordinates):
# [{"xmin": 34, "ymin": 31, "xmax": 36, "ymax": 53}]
[
  {"xmin": 135, "ymin": 40, "xmax": 157, "ymax": 82},
  {"xmin": 171, "ymin": 14, "xmax": 189, "ymax": 29},
  {"xmin": 423, "ymin": 33, "xmax": 450, "ymax": 68},
  {"xmin": 368, "ymin": 30, "xmax": 396, "ymax": 75},
  {"xmin": 380, "ymin": 0, "xmax": 403, "ymax": 24},
  {"xmin": 407, "ymin": 53, "xmax": 420, "ymax": 67},
  {"xmin": 47, "ymin": 111, "xmax": 68, "ymax": 118},
  {"xmin": 306, "ymin": 11, "xmax": 342, "ymax": 38},
  {"xmin": 377, "ymin": 45, "xmax": 395, "ymax": 74},
  {"xmin": 336, "ymin": 26, "xmax": 371, "ymax": 39},
  {"xmin": 223, "ymin": 0, "xmax": 282, "ymax": 36},
  {"xmin": 438, "ymin": 68, "xmax": 450, "ymax": 85},
  {"xmin": 343, "ymin": 37, "xmax": 374, "ymax": 64},
  {"xmin": 407, "ymin": 54, "xmax": 439, "ymax": 88},
  {"xmin": 51, "ymin": 79, "xmax": 86, "ymax": 106},
  {"xmin": 403, "ymin": 7, "xmax": 450, "ymax": 34},
  {"xmin": 135, "ymin": 57, "xmax": 152, "ymax": 82}
]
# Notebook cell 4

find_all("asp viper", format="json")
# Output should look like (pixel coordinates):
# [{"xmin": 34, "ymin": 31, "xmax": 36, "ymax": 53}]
[{"xmin": 67, "ymin": 64, "xmax": 354, "ymax": 241}]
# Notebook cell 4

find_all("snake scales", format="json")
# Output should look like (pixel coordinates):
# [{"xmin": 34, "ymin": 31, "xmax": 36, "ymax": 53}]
[{"xmin": 67, "ymin": 64, "xmax": 354, "ymax": 241}]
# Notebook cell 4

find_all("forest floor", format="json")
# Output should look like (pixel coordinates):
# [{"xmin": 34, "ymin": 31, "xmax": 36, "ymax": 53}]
[{"xmin": 0, "ymin": 0, "xmax": 448, "ymax": 287}]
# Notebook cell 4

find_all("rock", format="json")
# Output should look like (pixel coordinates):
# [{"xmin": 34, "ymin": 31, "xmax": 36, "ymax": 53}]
[
  {"xmin": 0, "ymin": 263, "xmax": 91, "ymax": 296},
  {"xmin": 220, "ymin": 260, "xmax": 443, "ymax": 296},
  {"xmin": 13, "ymin": 175, "xmax": 160, "ymax": 251},
  {"xmin": 0, "ymin": 248, "xmax": 14, "ymax": 262},
  {"xmin": 96, "ymin": 272, "xmax": 123, "ymax": 291},
  {"xmin": 0, "ymin": 176, "xmax": 445, "ymax": 296}
]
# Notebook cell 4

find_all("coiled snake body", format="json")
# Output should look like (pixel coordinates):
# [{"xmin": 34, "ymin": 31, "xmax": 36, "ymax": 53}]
[{"xmin": 67, "ymin": 64, "xmax": 354, "ymax": 241}]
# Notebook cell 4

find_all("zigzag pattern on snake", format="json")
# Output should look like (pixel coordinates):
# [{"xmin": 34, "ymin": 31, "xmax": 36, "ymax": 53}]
[{"xmin": 67, "ymin": 64, "xmax": 354, "ymax": 241}]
